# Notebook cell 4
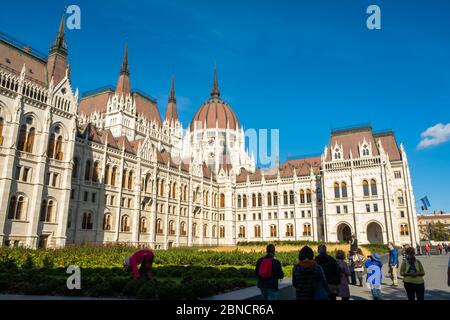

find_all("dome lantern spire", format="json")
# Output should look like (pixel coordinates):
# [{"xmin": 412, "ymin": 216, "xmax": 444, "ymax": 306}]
[{"xmin": 210, "ymin": 63, "xmax": 220, "ymax": 98}]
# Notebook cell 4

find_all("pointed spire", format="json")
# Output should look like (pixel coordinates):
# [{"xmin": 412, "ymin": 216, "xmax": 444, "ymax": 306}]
[
  {"xmin": 115, "ymin": 42, "xmax": 131, "ymax": 96},
  {"xmin": 169, "ymin": 75, "xmax": 176, "ymax": 103},
  {"xmin": 50, "ymin": 13, "xmax": 67, "ymax": 55},
  {"xmin": 164, "ymin": 75, "xmax": 178, "ymax": 123},
  {"xmin": 210, "ymin": 63, "xmax": 220, "ymax": 98}
]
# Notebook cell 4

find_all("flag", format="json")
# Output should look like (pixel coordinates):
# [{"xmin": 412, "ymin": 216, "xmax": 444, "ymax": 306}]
[{"xmin": 420, "ymin": 196, "xmax": 431, "ymax": 210}]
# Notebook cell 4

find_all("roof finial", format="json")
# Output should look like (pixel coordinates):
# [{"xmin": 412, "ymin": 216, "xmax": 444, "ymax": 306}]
[
  {"xmin": 210, "ymin": 63, "xmax": 220, "ymax": 98},
  {"xmin": 50, "ymin": 13, "xmax": 67, "ymax": 54},
  {"xmin": 120, "ymin": 42, "xmax": 129, "ymax": 75},
  {"xmin": 169, "ymin": 74, "xmax": 176, "ymax": 103}
]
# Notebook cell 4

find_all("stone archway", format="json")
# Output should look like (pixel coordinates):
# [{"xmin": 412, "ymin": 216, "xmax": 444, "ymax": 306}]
[
  {"xmin": 367, "ymin": 222, "xmax": 383, "ymax": 244},
  {"xmin": 337, "ymin": 223, "xmax": 352, "ymax": 243}
]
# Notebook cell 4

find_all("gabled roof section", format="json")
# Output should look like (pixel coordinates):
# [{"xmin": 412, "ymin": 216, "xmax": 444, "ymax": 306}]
[
  {"xmin": 115, "ymin": 135, "xmax": 135, "ymax": 154},
  {"xmin": 374, "ymin": 131, "xmax": 402, "ymax": 161},
  {"xmin": 78, "ymin": 88, "xmax": 114, "ymax": 115}
]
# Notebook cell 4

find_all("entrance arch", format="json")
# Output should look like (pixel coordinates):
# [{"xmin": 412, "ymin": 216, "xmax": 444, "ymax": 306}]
[
  {"xmin": 366, "ymin": 222, "xmax": 383, "ymax": 244},
  {"xmin": 337, "ymin": 223, "xmax": 352, "ymax": 243}
]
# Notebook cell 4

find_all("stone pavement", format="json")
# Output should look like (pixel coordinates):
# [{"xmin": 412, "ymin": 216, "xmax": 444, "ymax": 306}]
[{"xmin": 278, "ymin": 254, "xmax": 450, "ymax": 300}]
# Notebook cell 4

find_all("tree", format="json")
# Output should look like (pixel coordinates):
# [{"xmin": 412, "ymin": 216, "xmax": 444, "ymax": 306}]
[{"xmin": 430, "ymin": 222, "xmax": 450, "ymax": 241}]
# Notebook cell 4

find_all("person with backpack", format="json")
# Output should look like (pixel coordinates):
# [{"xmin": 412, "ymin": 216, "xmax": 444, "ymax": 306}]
[
  {"xmin": 388, "ymin": 242, "xmax": 399, "ymax": 287},
  {"xmin": 255, "ymin": 244, "xmax": 284, "ymax": 300},
  {"xmin": 365, "ymin": 253, "xmax": 383, "ymax": 300},
  {"xmin": 292, "ymin": 245, "xmax": 329, "ymax": 300},
  {"xmin": 400, "ymin": 247, "xmax": 426, "ymax": 300},
  {"xmin": 315, "ymin": 244, "xmax": 341, "ymax": 300},
  {"xmin": 335, "ymin": 250, "xmax": 351, "ymax": 300},
  {"xmin": 352, "ymin": 248, "xmax": 365, "ymax": 287}
]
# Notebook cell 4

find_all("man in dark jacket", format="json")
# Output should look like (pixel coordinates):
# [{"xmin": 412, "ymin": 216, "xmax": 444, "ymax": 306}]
[
  {"xmin": 350, "ymin": 235, "xmax": 358, "ymax": 253},
  {"xmin": 315, "ymin": 244, "xmax": 341, "ymax": 300},
  {"xmin": 255, "ymin": 244, "xmax": 284, "ymax": 300}
]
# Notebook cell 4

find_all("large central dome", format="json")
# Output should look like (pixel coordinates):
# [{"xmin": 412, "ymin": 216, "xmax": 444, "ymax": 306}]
[{"xmin": 190, "ymin": 66, "xmax": 240, "ymax": 131}]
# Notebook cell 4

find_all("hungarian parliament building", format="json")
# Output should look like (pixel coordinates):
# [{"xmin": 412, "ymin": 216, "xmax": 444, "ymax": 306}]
[{"xmin": 0, "ymin": 16, "xmax": 420, "ymax": 249}]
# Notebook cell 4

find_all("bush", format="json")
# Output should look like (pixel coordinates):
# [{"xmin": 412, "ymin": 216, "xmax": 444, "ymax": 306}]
[{"xmin": 136, "ymin": 282, "xmax": 157, "ymax": 299}]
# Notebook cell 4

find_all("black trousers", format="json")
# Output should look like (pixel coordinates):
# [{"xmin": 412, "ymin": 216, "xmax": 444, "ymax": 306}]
[{"xmin": 404, "ymin": 282, "xmax": 425, "ymax": 300}]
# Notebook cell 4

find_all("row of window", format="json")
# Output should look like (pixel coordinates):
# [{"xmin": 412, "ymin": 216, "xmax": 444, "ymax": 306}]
[
  {"xmin": 237, "ymin": 190, "xmax": 313, "ymax": 208},
  {"xmin": 239, "ymin": 224, "xmax": 313, "ymax": 238},
  {"xmin": 335, "ymin": 203, "xmax": 379, "ymax": 214},
  {"xmin": 333, "ymin": 179, "xmax": 378, "ymax": 199}
]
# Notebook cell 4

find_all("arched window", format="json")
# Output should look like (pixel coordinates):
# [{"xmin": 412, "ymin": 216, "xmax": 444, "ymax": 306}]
[
  {"xmin": 85, "ymin": 160, "xmax": 91, "ymax": 181},
  {"xmin": 334, "ymin": 148, "xmax": 341, "ymax": 160},
  {"xmin": 341, "ymin": 182, "xmax": 348, "ymax": 198},
  {"xmin": 238, "ymin": 226, "xmax": 246, "ymax": 238},
  {"xmin": 267, "ymin": 192, "xmax": 272, "ymax": 206},
  {"xmin": 127, "ymin": 171, "xmax": 133, "ymax": 189},
  {"xmin": 273, "ymin": 192, "xmax": 278, "ymax": 206},
  {"xmin": 121, "ymin": 215, "xmax": 130, "ymax": 232},
  {"xmin": 172, "ymin": 183, "xmax": 177, "ymax": 199},
  {"xmin": 289, "ymin": 190, "xmax": 294, "ymax": 204},
  {"xmin": 306, "ymin": 189, "xmax": 312, "ymax": 203},
  {"xmin": 168, "ymin": 220, "xmax": 175, "ymax": 235},
  {"xmin": 18, "ymin": 125, "xmax": 27, "ymax": 151},
  {"xmin": 55, "ymin": 136, "xmax": 63, "ymax": 160},
  {"xmin": 370, "ymin": 179, "xmax": 377, "ymax": 196},
  {"xmin": 203, "ymin": 224, "xmax": 208, "ymax": 237},
  {"xmin": 212, "ymin": 225, "xmax": 217, "ymax": 238},
  {"xmin": 242, "ymin": 194, "xmax": 247, "ymax": 208},
  {"xmin": 334, "ymin": 182, "xmax": 340, "ymax": 199},
  {"xmin": 156, "ymin": 219, "xmax": 163, "ymax": 234},
  {"xmin": 254, "ymin": 225, "xmax": 261, "ymax": 238},
  {"xmin": 192, "ymin": 223, "xmax": 197, "ymax": 237},
  {"xmin": 47, "ymin": 134, "xmax": 55, "ymax": 158},
  {"xmin": 139, "ymin": 217, "xmax": 147, "ymax": 233},
  {"xmin": 237, "ymin": 195, "xmax": 242, "ymax": 208},
  {"xmin": 82, "ymin": 212, "xmax": 93, "ymax": 229},
  {"xmin": 362, "ymin": 180, "xmax": 369, "ymax": 197},
  {"xmin": 46, "ymin": 200, "xmax": 55, "ymax": 222},
  {"xmin": 103, "ymin": 214, "xmax": 112, "ymax": 231},
  {"xmin": 104, "ymin": 165, "xmax": 110, "ymax": 185},
  {"xmin": 303, "ymin": 223, "xmax": 312, "ymax": 236},
  {"xmin": 219, "ymin": 226, "xmax": 225, "ymax": 238},
  {"xmin": 72, "ymin": 157, "xmax": 79, "ymax": 178},
  {"xmin": 286, "ymin": 224, "xmax": 294, "ymax": 237},
  {"xmin": 92, "ymin": 161, "xmax": 100, "ymax": 183},
  {"xmin": 258, "ymin": 193, "xmax": 262, "ymax": 207},
  {"xmin": 160, "ymin": 179, "xmax": 165, "ymax": 196},
  {"xmin": 220, "ymin": 193, "xmax": 225, "ymax": 208},
  {"xmin": 180, "ymin": 222, "xmax": 187, "ymax": 236},
  {"xmin": 0, "ymin": 117, "xmax": 4, "ymax": 145},
  {"xmin": 300, "ymin": 189, "xmax": 305, "ymax": 204},
  {"xmin": 111, "ymin": 167, "xmax": 117, "ymax": 186},
  {"xmin": 252, "ymin": 194, "xmax": 256, "ymax": 207},
  {"xmin": 15, "ymin": 196, "xmax": 26, "ymax": 220},
  {"xmin": 400, "ymin": 224, "xmax": 409, "ymax": 236},
  {"xmin": 25, "ymin": 127, "xmax": 35, "ymax": 153},
  {"xmin": 270, "ymin": 225, "xmax": 277, "ymax": 237},
  {"xmin": 283, "ymin": 191, "xmax": 288, "ymax": 205},
  {"xmin": 122, "ymin": 169, "xmax": 128, "ymax": 188}
]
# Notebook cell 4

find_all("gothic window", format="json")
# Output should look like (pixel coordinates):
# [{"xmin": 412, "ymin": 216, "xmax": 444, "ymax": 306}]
[
  {"xmin": 303, "ymin": 223, "xmax": 312, "ymax": 236},
  {"xmin": 258, "ymin": 193, "xmax": 262, "ymax": 207},
  {"xmin": 237, "ymin": 195, "xmax": 241, "ymax": 208},
  {"xmin": 156, "ymin": 219, "xmax": 163, "ymax": 234},
  {"xmin": 212, "ymin": 225, "xmax": 217, "ymax": 238},
  {"xmin": 238, "ymin": 226, "xmax": 246, "ymax": 238},
  {"xmin": 92, "ymin": 161, "xmax": 100, "ymax": 183},
  {"xmin": 300, "ymin": 189, "xmax": 305, "ymax": 204},
  {"xmin": 289, "ymin": 190, "xmax": 294, "ymax": 204},
  {"xmin": 127, "ymin": 171, "xmax": 133, "ymax": 189},
  {"xmin": 400, "ymin": 224, "xmax": 409, "ymax": 236},
  {"xmin": 85, "ymin": 160, "xmax": 91, "ymax": 181},
  {"xmin": 254, "ymin": 225, "xmax": 261, "ymax": 238},
  {"xmin": 306, "ymin": 189, "xmax": 312, "ymax": 203},
  {"xmin": 111, "ymin": 167, "xmax": 117, "ymax": 186},
  {"xmin": 203, "ymin": 224, "xmax": 208, "ymax": 237},
  {"xmin": 267, "ymin": 192, "xmax": 272, "ymax": 206},
  {"xmin": 192, "ymin": 223, "xmax": 197, "ymax": 237},
  {"xmin": 40, "ymin": 199, "xmax": 56, "ymax": 223},
  {"xmin": 334, "ymin": 182, "xmax": 340, "ymax": 199},
  {"xmin": 362, "ymin": 180, "xmax": 369, "ymax": 197},
  {"xmin": 361, "ymin": 144, "xmax": 370, "ymax": 157},
  {"xmin": 370, "ymin": 179, "xmax": 378, "ymax": 196},
  {"xmin": 82, "ymin": 212, "xmax": 93, "ymax": 230},
  {"xmin": 121, "ymin": 215, "xmax": 130, "ymax": 232},
  {"xmin": 180, "ymin": 222, "xmax": 187, "ymax": 236},
  {"xmin": 122, "ymin": 170, "xmax": 128, "ymax": 188},
  {"xmin": 18, "ymin": 125, "xmax": 27, "ymax": 151},
  {"xmin": 220, "ymin": 193, "xmax": 225, "ymax": 208},
  {"xmin": 172, "ymin": 183, "xmax": 177, "ymax": 199},
  {"xmin": 169, "ymin": 220, "xmax": 175, "ymax": 235},
  {"xmin": 242, "ymin": 194, "xmax": 247, "ymax": 208},
  {"xmin": 273, "ymin": 192, "xmax": 278, "ymax": 206},
  {"xmin": 334, "ymin": 148, "xmax": 341, "ymax": 160},
  {"xmin": 219, "ymin": 226, "xmax": 225, "ymax": 238},
  {"xmin": 341, "ymin": 182, "xmax": 348, "ymax": 198},
  {"xmin": 103, "ymin": 213, "xmax": 112, "ymax": 231},
  {"xmin": 270, "ymin": 225, "xmax": 277, "ymax": 237},
  {"xmin": 283, "ymin": 191, "xmax": 288, "ymax": 205},
  {"xmin": 252, "ymin": 194, "xmax": 256, "ymax": 207},
  {"xmin": 104, "ymin": 165, "xmax": 110, "ymax": 185},
  {"xmin": 47, "ymin": 126, "xmax": 64, "ymax": 160},
  {"xmin": 286, "ymin": 224, "xmax": 294, "ymax": 237}
]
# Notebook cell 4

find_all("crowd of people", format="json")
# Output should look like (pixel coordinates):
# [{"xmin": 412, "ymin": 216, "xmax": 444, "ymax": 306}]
[{"xmin": 254, "ymin": 235, "xmax": 446, "ymax": 301}]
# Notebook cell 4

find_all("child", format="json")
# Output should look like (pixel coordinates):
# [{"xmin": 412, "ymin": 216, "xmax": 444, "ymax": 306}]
[{"xmin": 365, "ymin": 253, "xmax": 383, "ymax": 300}]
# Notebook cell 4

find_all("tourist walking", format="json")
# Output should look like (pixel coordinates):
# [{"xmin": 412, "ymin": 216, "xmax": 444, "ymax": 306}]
[
  {"xmin": 352, "ymin": 248, "xmax": 365, "ymax": 287},
  {"xmin": 255, "ymin": 244, "xmax": 284, "ymax": 300},
  {"xmin": 400, "ymin": 247, "xmax": 425, "ymax": 300},
  {"xmin": 446, "ymin": 243, "xmax": 450, "ymax": 255},
  {"xmin": 315, "ymin": 244, "xmax": 341, "ymax": 300},
  {"xmin": 292, "ymin": 246, "xmax": 329, "ymax": 300},
  {"xmin": 350, "ymin": 235, "xmax": 358, "ymax": 253},
  {"xmin": 437, "ymin": 243, "xmax": 443, "ymax": 255},
  {"xmin": 336, "ymin": 250, "xmax": 351, "ymax": 300},
  {"xmin": 365, "ymin": 253, "xmax": 383, "ymax": 300},
  {"xmin": 424, "ymin": 244, "xmax": 431, "ymax": 257},
  {"xmin": 123, "ymin": 248, "xmax": 155, "ymax": 281},
  {"xmin": 388, "ymin": 242, "xmax": 399, "ymax": 287}
]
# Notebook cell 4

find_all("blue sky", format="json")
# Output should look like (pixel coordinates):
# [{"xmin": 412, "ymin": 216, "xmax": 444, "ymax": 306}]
[{"xmin": 1, "ymin": 0, "xmax": 449, "ymax": 211}]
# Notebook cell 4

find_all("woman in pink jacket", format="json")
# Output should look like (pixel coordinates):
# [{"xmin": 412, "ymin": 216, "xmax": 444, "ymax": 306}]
[{"xmin": 124, "ymin": 248, "xmax": 155, "ymax": 281}]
